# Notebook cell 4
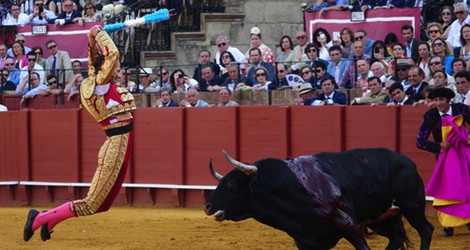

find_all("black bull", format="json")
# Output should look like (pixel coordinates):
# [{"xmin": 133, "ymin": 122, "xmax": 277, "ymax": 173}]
[{"xmin": 204, "ymin": 148, "xmax": 434, "ymax": 250}]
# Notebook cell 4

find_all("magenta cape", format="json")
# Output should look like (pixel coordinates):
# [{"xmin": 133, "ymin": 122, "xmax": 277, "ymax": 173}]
[{"xmin": 425, "ymin": 115, "xmax": 470, "ymax": 218}]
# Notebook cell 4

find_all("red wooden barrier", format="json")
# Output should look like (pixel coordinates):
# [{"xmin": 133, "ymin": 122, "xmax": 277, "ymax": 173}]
[{"xmin": 0, "ymin": 106, "xmax": 438, "ymax": 207}]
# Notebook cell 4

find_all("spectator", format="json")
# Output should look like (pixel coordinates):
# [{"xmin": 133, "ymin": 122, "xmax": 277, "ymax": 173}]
[
  {"xmin": 222, "ymin": 63, "xmax": 250, "ymax": 92},
  {"xmin": 416, "ymin": 87, "xmax": 470, "ymax": 237},
  {"xmin": 440, "ymin": 5, "xmax": 456, "ymax": 34},
  {"xmin": 64, "ymin": 73, "xmax": 83, "ymax": 100},
  {"xmin": 45, "ymin": 39, "xmax": 73, "ymax": 86},
  {"xmin": 146, "ymin": 67, "xmax": 171, "ymax": 93},
  {"xmin": 312, "ymin": 27, "xmax": 332, "ymax": 61},
  {"xmin": 245, "ymin": 27, "xmax": 274, "ymax": 63},
  {"xmin": 327, "ymin": 45, "xmax": 348, "ymax": 86},
  {"xmin": 0, "ymin": 44, "xmax": 10, "ymax": 69},
  {"xmin": 311, "ymin": 77, "xmax": 347, "ymax": 105},
  {"xmin": 52, "ymin": 0, "xmax": 82, "ymax": 25},
  {"xmin": 29, "ymin": 0, "xmax": 56, "ymax": 24},
  {"xmin": 405, "ymin": 66, "xmax": 429, "ymax": 102},
  {"xmin": 341, "ymin": 40, "xmax": 371, "ymax": 88},
  {"xmin": 427, "ymin": 22, "xmax": 454, "ymax": 54},
  {"xmin": 170, "ymin": 69, "xmax": 198, "ymax": 93},
  {"xmin": 71, "ymin": 60, "xmax": 83, "ymax": 75},
  {"xmin": 294, "ymin": 83, "xmax": 318, "ymax": 105},
  {"xmin": 374, "ymin": 0, "xmax": 415, "ymax": 9},
  {"xmin": 370, "ymin": 40, "xmax": 391, "ymax": 70},
  {"xmin": 180, "ymin": 88, "xmax": 209, "ymax": 107},
  {"xmin": 152, "ymin": 88, "xmax": 179, "ymax": 108},
  {"xmin": 371, "ymin": 61, "xmax": 390, "ymax": 84},
  {"xmin": 418, "ymin": 42, "xmax": 432, "ymax": 81},
  {"xmin": 453, "ymin": 70, "xmax": 470, "ymax": 104},
  {"xmin": 354, "ymin": 29, "xmax": 375, "ymax": 56},
  {"xmin": 459, "ymin": 23, "xmax": 470, "ymax": 63},
  {"xmin": 350, "ymin": 76, "xmax": 387, "ymax": 105},
  {"xmin": 401, "ymin": 24, "xmax": 420, "ymax": 63},
  {"xmin": 217, "ymin": 87, "xmax": 239, "ymax": 107},
  {"xmin": 284, "ymin": 31, "xmax": 309, "ymax": 66},
  {"xmin": 276, "ymin": 35, "xmax": 294, "ymax": 63},
  {"xmin": 356, "ymin": 59, "xmax": 374, "ymax": 88},
  {"xmin": 389, "ymin": 43, "xmax": 414, "ymax": 69},
  {"xmin": 445, "ymin": 2, "xmax": 470, "ymax": 49},
  {"xmin": 0, "ymin": 68, "xmax": 16, "ymax": 91},
  {"xmin": 11, "ymin": 41, "xmax": 28, "ymax": 69},
  {"xmin": 246, "ymin": 48, "xmax": 275, "ymax": 85},
  {"xmin": 428, "ymin": 55, "xmax": 456, "ymax": 85},
  {"xmin": 312, "ymin": 0, "xmax": 348, "ymax": 12},
  {"xmin": 20, "ymin": 51, "xmax": 45, "ymax": 85},
  {"xmin": 16, "ymin": 71, "xmax": 49, "ymax": 105},
  {"xmin": 219, "ymin": 51, "xmax": 236, "ymax": 81},
  {"xmin": 0, "ymin": 104, "xmax": 7, "ymax": 111},
  {"xmin": 391, "ymin": 61, "xmax": 412, "ymax": 87},
  {"xmin": 5, "ymin": 58, "xmax": 19, "ymax": 86},
  {"xmin": 432, "ymin": 69, "xmax": 458, "ymax": 95},
  {"xmin": 137, "ymin": 68, "xmax": 154, "ymax": 92},
  {"xmin": 214, "ymin": 35, "xmax": 246, "ymax": 66},
  {"xmin": 291, "ymin": 43, "xmax": 328, "ymax": 74},
  {"xmin": 273, "ymin": 62, "xmax": 290, "ymax": 89},
  {"xmin": 77, "ymin": 1, "xmax": 101, "ymax": 25},
  {"xmin": 432, "ymin": 38, "xmax": 454, "ymax": 75},
  {"xmin": 386, "ymin": 81, "xmax": 415, "ymax": 106},
  {"xmin": 339, "ymin": 27, "xmax": 354, "ymax": 58},
  {"xmin": 117, "ymin": 68, "xmax": 137, "ymax": 91},
  {"xmin": 193, "ymin": 49, "xmax": 220, "ymax": 84},
  {"xmin": 31, "ymin": 46, "xmax": 46, "ymax": 70},
  {"xmin": 200, "ymin": 64, "xmax": 224, "ymax": 92},
  {"xmin": 2, "ymin": 3, "xmax": 29, "ymax": 26},
  {"xmin": 44, "ymin": 74, "xmax": 65, "ymax": 96},
  {"xmin": 384, "ymin": 32, "xmax": 399, "ymax": 56},
  {"xmin": 452, "ymin": 57, "xmax": 467, "ymax": 74},
  {"xmin": 245, "ymin": 66, "xmax": 275, "ymax": 91},
  {"xmin": 348, "ymin": 0, "xmax": 375, "ymax": 11},
  {"xmin": 300, "ymin": 65, "xmax": 315, "ymax": 86},
  {"xmin": 101, "ymin": 0, "xmax": 126, "ymax": 21}
]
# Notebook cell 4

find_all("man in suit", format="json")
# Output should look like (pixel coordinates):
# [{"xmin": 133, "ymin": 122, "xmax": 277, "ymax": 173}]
[
  {"xmin": 401, "ymin": 24, "xmax": 420, "ymax": 63},
  {"xmin": 153, "ymin": 88, "xmax": 179, "ymax": 108},
  {"xmin": 386, "ymin": 81, "xmax": 415, "ymax": 106},
  {"xmin": 192, "ymin": 50, "xmax": 221, "ymax": 84},
  {"xmin": 327, "ymin": 45, "xmax": 348, "ymax": 87},
  {"xmin": 311, "ymin": 76, "xmax": 347, "ymax": 105},
  {"xmin": 405, "ymin": 65, "xmax": 428, "ymax": 102},
  {"xmin": 45, "ymin": 39, "xmax": 73, "ymax": 87},
  {"xmin": 348, "ymin": 0, "xmax": 376, "ymax": 11},
  {"xmin": 246, "ymin": 48, "xmax": 274, "ymax": 85},
  {"xmin": 52, "ymin": 0, "xmax": 82, "ymax": 25}
]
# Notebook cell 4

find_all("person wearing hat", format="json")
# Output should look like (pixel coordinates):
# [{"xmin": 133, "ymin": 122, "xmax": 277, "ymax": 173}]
[
  {"xmin": 417, "ymin": 86, "xmax": 470, "ymax": 237},
  {"xmin": 294, "ymin": 82, "xmax": 318, "ymax": 105},
  {"xmin": 137, "ymin": 67, "xmax": 154, "ymax": 92}
]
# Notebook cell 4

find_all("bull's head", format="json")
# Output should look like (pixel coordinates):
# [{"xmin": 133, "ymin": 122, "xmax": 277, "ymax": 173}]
[{"xmin": 209, "ymin": 150, "xmax": 258, "ymax": 181}]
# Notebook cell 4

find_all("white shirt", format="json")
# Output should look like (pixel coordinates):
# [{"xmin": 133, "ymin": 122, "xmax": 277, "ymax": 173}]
[
  {"xmin": 0, "ymin": 104, "xmax": 7, "ymax": 112},
  {"xmin": 2, "ymin": 13, "xmax": 30, "ymax": 26},
  {"xmin": 215, "ymin": 46, "xmax": 246, "ymax": 65},
  {"xmin": 20, "ymin": 63, "xmax": 45, "ymax": 85},
  {"xmin": 446, "ymin": 14, "xmax": 470, "ymax": 48}
]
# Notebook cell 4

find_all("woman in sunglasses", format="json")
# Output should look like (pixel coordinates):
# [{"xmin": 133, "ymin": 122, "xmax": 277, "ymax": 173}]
[
  {"xmin": 432, "ymin": 37, "xmax": 454, "ymax": 76},
  {"xmin": 439, "ymin": 6, "xmax": 455, "ymax": 36},
  {"xmin": 31, "ymin": 46, "xmax": 46, "ymax": 69}
]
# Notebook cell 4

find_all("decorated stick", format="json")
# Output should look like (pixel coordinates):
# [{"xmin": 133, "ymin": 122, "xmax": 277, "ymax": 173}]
[{"xmin": 104, "ymin": 8, "xmax": 170, "ymax": 33}]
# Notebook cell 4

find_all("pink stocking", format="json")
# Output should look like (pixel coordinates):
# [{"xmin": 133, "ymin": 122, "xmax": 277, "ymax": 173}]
[{"xmin": 32, "ymin": 201, "xmax": 76, "ymax": 231}]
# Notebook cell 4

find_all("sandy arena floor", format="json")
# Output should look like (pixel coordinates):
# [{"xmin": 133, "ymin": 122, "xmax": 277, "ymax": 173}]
[{"xmin": 2, "ymin": 206, "xmax": 470, "ymax": 250}]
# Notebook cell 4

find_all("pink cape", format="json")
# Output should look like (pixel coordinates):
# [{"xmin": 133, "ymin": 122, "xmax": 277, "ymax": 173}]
[{"xmin": 425, "ymin": 115, "xmax": 470, "ymax": 218}]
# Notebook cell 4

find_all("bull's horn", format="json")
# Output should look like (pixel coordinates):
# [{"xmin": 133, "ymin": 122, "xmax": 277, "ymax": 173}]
[
  {"xmin": 209, "ymin": 158, "xmax": 223, "ymax": 181},
  {"xmin": 222, "ymin": 150, "xmax": 258, "ymax": 175}
]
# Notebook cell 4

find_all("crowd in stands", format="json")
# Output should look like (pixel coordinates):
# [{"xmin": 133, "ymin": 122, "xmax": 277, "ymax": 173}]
[{"xmin": 2, "ymin": 0, "xmax": 470, "ymax": 111}]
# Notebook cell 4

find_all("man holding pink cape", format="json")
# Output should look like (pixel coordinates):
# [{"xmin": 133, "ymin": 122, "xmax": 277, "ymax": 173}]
[{"xmin": 417, "ymin": 86, "xmax": 470, "ymax": 237}]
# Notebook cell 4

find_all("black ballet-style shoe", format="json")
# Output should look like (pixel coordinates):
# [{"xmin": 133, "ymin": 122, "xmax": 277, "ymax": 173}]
[
  {"xmin": 443, "ymin": 227, "xmax": 454, "ymax": 237},
  {"xmin": 40, "ymin": 223, "xmax": 52, "ymax": 241},
  {"xmin": 23, "ymin": 209, "xmax": 39, "ymax": 242}
]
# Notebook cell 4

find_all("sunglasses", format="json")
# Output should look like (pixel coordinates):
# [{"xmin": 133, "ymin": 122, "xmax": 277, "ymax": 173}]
[
  {"xmin": 442, "ymin": 12, "xmax": 451, "ymax": 16},
  {"xmin": 455, "ymin": 11, "xmax": 465, "ymax": 15},
  {"xmin": 48, "ymin": 45, "xmax": 57, "ymax": 50},
  {"xmin": 429, "ymin": 30, "xmax": 439, "ymax": 34},
  {"xmin": 157, "ymin": 72, "xmax": 168, "ymax": 77},
  {"xmin": 35, "ymin": 51, "xmax": 43, "ymax": 55},
  {"xmin": 355, "ymin": 36, "xmax": 364, "ymax": 41},
  {"xmin": 433, "ymin": 43, "xmax": 444, "ymax": 47},
  {"xmin": 301, "ymin": 71, "xmax": 311, "ymax": 76},
  {"xmin": 430, "ymin": 61, "xmax": 442, "ymax": 65},
  {"xmin": 64, "ymin": 4, "xmax": 73, "ymax": 7},
  {"xmin": 397, "ymin": 68, "xmax": 408, "ymax": 72},
  {"xmin": 217, "ymin": 42, "xmax": 227, "ymax": 47},
  {"xmin": 48, "ymin": 80, "xmax": 57, "ymax": 85},
  {"xmin": 17, "ymin": 40, "xmax": 26, "ymax": 43},
  {"xmin": 5, "ymin": 63, "xmax": 14, "ymax": 66},
  {"xmin": 28, "ymin": 58, "xmax": 36, "ymax": 62},
  {"xmin": 222, "ymin": 55, "xmax": 231, "ymax": 59},
  {"xmin": 278, "ymin": 70, "xmax": 285, "ymax": 73},
  {"xmin": 375, "ymin": 46, "xmax": 383, "ymax": 49},
  {"xmin": 307, "ymin": 49, "xmax": 317, "ymax": 53},
  {"xmin": 256, "ymin": 73, "xmax": 266, "ymax": 77},
  {"xmin": 315, "ymin": 69, "xmax": 323, "ymax": 73},
  {"xmin": 1, "ymin": 73, "xmax": 9, "ymax": 77}
]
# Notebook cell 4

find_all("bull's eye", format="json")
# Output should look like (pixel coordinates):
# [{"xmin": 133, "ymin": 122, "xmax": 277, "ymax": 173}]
[{"xmin": 227, "ymin": 180, "xmax": 238, "ymax": 188}]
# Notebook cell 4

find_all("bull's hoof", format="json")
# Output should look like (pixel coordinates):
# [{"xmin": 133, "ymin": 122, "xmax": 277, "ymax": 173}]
[
  {"xmin": 443, "ymin": 227, "xmax": 454, "ymax": 237},
  {"xmin": 40, "ymin": 224, "xmax": 52, "ymax": 241},
  {"xmin": 24, "ymin": 209, "xmax": 39, "ymax": 241}
]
